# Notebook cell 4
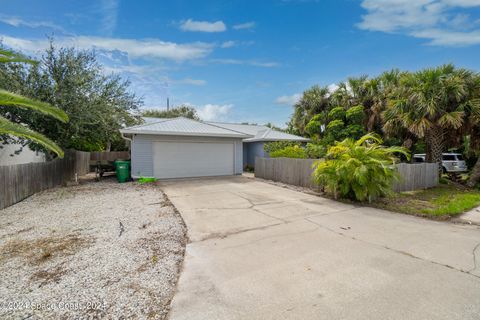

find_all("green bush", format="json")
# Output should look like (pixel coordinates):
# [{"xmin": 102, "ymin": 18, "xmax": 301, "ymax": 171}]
[
  {"xmin": 264, "ymin": 141, "xmax": 301, "ymax": 153},
  {"xmin": 305, "ymin": 143, "xmax": 326, "ymax": 158},
  {"xmin": 328, "ymin": 107, "xmax": 346, "ymax": 121},
  {"xmin": 343, "ymin": 124, "xmax": 365, "ymax": 140},
  {"xmin": 305, "ymin": 119, "xmax": 322, "ymax": 136},
  {"xmin": 312, "ymin": 133, "xmax": 409, "ymax": 202},
  {"xmin": 346, "ymin": 105, "xmax": 365, "ymax": 124},
  {"xmin": 270, "ymin": 145, "xmax": 307, "ymax": 158}
]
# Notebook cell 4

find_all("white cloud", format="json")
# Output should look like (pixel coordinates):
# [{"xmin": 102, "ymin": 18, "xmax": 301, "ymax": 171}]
[
  {"xmin": 213, "ymin": 58, "xmax": 279, "ymax": 67},
  {"xmin": 357, "ymin": 0, "xmax": 480, "ymax": 46},
  {"xmin": 233, "ymin": 21, "xmax": 255, "ymax": 30},
  {"xmin": 173, "ymin": 78, "xmax": 206, "ymax": 86},
  {"xmin": 0, "ymin": 15, "xmax": 64, "ymax": 31},
  {"xmin": 328, "ymin": 83, "xmax": 339, "ymax": 93},
  {"xmin": 220, "ymin": 40, "xmax": 255, "ymax": 48},
  {"xmin": 275, "ymin": 93, "xmax": 302, "ymax": 106},
  {"xmin": 221, "ymin": 40, "xmax": 236, "ymax": 48},
  {"xmin": 0, "ymin": 35, "xmax": 214, "ymax": 61},
  {"xmin": 194, "ymin": 104, "xmax": 233, "ymax": 121},
  {"xmin": 179, "ymin": 19, "xmax": 226, "ymax": 32},
  {"xmin": 99, "ymin": 0, "xmax": 119, "ymax": 36}
]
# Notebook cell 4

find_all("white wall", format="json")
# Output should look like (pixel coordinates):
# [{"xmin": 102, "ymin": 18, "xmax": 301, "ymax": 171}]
[{"xmin": 0, "ymin": 143, "xmax": 46, "ymax": 166}]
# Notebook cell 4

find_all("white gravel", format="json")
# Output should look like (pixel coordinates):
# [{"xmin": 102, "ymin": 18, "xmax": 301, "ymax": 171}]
[{"xmin": 0, "ymin": 175, "xmax": 187, "ymax": 319}]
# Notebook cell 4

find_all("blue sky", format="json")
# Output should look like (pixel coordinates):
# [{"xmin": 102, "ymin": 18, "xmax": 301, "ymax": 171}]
[{"xmin": 1, "ymin": 0, "xmax": 480, "ymax": 126}]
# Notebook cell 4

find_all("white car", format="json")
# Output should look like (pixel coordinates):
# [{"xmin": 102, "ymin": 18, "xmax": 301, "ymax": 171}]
[{"xmin": 413, "ymin": 153, "xmax": 468, "ymax": 173}]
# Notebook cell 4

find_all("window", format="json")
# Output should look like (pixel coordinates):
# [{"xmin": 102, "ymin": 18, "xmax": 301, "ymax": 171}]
[
  {"xmin": 414, "ymin": 157, "xmax": 424, "ymax": 163},
  {"xmin": 442, "ymin": 155, "xmax": 456, "ymax": 161},
  {"xmin": 456, "ymin": 154, "xmax": 464, "ymax": 161}
]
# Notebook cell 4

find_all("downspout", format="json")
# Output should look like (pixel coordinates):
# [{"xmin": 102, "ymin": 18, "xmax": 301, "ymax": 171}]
[{"xmin": 121, "ymin": 132, "xmax": 132, "ymax": 142}]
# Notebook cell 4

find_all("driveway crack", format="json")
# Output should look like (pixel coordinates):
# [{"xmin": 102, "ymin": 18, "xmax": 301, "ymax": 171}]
[
  {"xmin": 304, "ymin": 217, "xmax": 480, "ymax": 280},
  {"xmin": 467, "ymin": 241, "xmax": 480, "ymax": 273}
]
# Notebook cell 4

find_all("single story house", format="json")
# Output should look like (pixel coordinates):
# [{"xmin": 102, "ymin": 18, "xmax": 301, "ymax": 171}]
[{"xmin": 120, "ymin": 117, "xmax": 308, "ymax": 179}]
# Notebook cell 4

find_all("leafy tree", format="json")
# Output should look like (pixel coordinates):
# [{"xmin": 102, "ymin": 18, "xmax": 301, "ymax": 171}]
[
  {"xmin": 383, "ymin": 64, "xmax": 480, "ymax": 175},
  {"xmin": 142, "ymin": 105, "xmax": 199, "ymax": 120},
  {"xmin": 0, "ymin": 43, "xmax": 141, "ymax": 153},
  {"xmin": 312, "ymin": 133, "xmax": 409, "ymax": 202},
  {"xmin": 0, "ymin": 49, "xmax": 68, "ymax": 157}
]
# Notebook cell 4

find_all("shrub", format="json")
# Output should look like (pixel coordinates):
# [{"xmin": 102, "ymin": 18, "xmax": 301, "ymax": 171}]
[
  {"xmin": 264, "ymin": 141, "xmax": 301, "ymax": 154},
  {"xmin": 326, "ymin": 119, "xmax": 344, "ymax": 131},
  {"xmin": 305, "ymin": 118, "xmax": 322, "ymax": 136},
  {"xmin": 346, "ymin": 105, "xmax": 365, "ymax": 124},
  {"xmin": 305, "ymin": 143, "xmax": 326, "ymax": 158},
  {"xmin": 270, "ymin": 145, "xmax": 307, "ymax": 158},
  {"xmin": 343, "ymin": 124, "xmax": 365, "ymax": 140},
  {"xmin": 312, "ymin": 133, "xmax": 409, "ymax": 202},
  {"xmin": 328, "ymin": 107, "xmax": 346, "ymax": 121}
]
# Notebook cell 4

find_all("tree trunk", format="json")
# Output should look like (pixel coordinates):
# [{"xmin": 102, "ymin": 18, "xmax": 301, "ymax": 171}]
[
  {"xmin": 467, "ymin": 156, "xmax": 480, "ymax": 188},
  {"xmin": 425, "ymin": 125, "xmax": 444, "ymax": 176}
]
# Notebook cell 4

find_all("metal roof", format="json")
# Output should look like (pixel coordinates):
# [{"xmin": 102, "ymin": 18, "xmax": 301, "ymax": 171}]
[
  {"xmin": 120, "ymin": 117, "xmax": 251, "ymax": 138},
  {"xmin": 206, "ymin": 121, "xmax": 309, "ymax": 142},
  {"xmin": 245, "ymin": 128, "xmax": 310, "ymax": 142}
]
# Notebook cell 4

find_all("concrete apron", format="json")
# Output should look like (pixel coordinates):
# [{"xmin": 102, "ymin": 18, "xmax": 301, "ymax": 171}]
[{"xmin": 160, "ymin": 176, "xmax": 480, "ymax": 320}]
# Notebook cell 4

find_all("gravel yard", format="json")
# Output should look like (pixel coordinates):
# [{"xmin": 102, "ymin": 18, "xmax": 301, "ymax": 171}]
[{"xmin": 0, "ymin": 175, "xmax": 187, "ymax": 319}]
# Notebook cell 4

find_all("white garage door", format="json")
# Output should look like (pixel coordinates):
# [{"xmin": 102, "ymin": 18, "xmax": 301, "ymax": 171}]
[{"xmin": 153, "ymin": 141, "xmax": 234, "ymax": 179}]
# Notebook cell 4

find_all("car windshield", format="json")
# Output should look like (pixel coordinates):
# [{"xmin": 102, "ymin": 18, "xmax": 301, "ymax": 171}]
[{"xmin": 456, "ymin": 155, "xmax": 464, "ymax": 161}]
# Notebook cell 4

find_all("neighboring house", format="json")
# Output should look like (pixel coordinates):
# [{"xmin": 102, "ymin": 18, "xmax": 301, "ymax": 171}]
[
  {"xmin": 205, "ymin": 121, "xmax": 309, "ymax": 167},
  {"xmin": 120, "ymin": 117, "xmax": 308, "ymax": 179},
  {"xmin": 0, "ymin": 142, "xmax": 46, "ymax": 166}
]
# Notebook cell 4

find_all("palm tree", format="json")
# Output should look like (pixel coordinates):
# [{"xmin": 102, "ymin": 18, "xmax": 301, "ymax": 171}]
[
  {"xmin": 312, "ymin": 133, "xmax": 409, "ymax": 202},
  {"xmin": 383, "ymin": 64, "xmax": 480, "ymax": 175},
  {"xmin": 0, "ymin": 49, "xmax": 68, "ymax": 157},
  {"xmin": 291, "ymin": 85, "xmax": 330, "ymax": 135}
]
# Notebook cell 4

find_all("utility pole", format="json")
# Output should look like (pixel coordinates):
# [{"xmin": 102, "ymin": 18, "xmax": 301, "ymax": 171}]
[{"xmin": 167, "ymin": 98, "xmax": 170, "ymax": 111}]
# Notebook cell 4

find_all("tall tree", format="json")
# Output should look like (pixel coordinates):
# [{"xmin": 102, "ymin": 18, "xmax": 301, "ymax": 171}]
[
  {"xmin": 0, "ymin": 49, "xmax": 68, "ymax": 157},
  {"xmin": 0, "ymin": 43, "xmax": 141, "ymax": 153},
  {"xmin": 383, "ymin": 64, "xmax": 480, "ymax": 174},
  {"xmin": 288, "ymin": 85, "xmax": 330, "ymax": 135}
]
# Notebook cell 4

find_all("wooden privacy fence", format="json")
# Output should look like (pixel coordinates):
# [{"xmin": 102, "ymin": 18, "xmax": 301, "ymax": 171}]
[
  {"xmin": 0, "ymin": 150, "xmax": 90, "ymax": 210},
  {"xmin": 254, "ymin": 157, "xmax": 438, "ymax": 193},
  {"xmin": 255, "ymin": 157, "xmax": 318, "ymax": 189},
  {"xmin": 393, "ymin": 162, "xmax": 439, "ymax": 192},
  {"xmin": 90, "ymin": 151, "xmax": 130, "ymax": 162}
]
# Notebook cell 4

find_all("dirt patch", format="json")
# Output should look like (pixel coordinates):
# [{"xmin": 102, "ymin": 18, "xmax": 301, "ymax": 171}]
[
  {"xmin": 1, "ymin": 233, "xmax": 92, "ymax": 265},
  {"xmin": 0, "ymin": 175, "xmax": 187, "ymax": 319}
]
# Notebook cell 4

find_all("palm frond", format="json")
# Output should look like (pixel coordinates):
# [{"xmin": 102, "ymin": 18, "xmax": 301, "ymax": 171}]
[
  {"xmin": 0, "ymin": 48, "xmax": 37, "ymax": 65},
  {"xmin": 0, "ymin": 90, "xmax": 68, "ymax": 122},
  {"xmin": 0, "ymin": 115, "xmax": 64, "ymax": 158}
]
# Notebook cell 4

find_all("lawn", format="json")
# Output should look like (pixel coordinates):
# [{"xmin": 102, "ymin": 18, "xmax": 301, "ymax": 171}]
[{"xmin": 371, "ymin": 182, "xmax": 480, "ymax": 219}]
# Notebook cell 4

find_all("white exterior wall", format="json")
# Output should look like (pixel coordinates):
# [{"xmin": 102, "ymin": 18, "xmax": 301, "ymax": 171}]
[
  {"xmin": 0, "ymin": 143, "xmax": 46, "ymax": 166},
  {"xmin": 131, "ymin": 134, "xmax": 243, "ymax": 178}
]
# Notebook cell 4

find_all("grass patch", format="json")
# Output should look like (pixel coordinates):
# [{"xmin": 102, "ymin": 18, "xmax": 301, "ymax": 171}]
[{"xmin": 372, "ymin": 183, "xmax": 480, "ymax": 219}]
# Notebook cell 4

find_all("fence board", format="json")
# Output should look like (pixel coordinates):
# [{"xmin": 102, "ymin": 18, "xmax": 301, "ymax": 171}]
[
  {"xmin": 90, "ymin": 151, "xmax": 130, "ymax": 162},
  {"xmin": 254, "ymin": 157, "xmax": 438, "ymax": 193},
  {"xmin": 0, "ymin": 150, "xmax": 91, "ymax": 210}
]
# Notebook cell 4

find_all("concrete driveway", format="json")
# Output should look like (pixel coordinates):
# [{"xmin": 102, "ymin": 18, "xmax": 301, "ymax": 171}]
[{"xmin": 160, "ymin": 176, "xmax": 480, "ymax": 320}]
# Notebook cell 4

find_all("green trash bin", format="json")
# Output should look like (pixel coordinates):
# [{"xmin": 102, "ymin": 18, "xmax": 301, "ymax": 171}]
[{"xmin": 115, "ymin": 160, "xmax": 130, "ymax": 183}]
